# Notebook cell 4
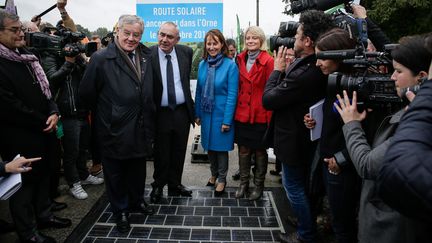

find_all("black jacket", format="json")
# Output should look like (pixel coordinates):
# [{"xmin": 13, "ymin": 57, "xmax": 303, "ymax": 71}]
[
  {"xmin": 0, "ymin": 48, "xmax": 59, "ymax": 181},
  {"xmin": 263, "ymin": 54, "xmax": 327, "ymax": 165},
  {"xmin": 79, "ymin": 42, "xmax": 155, "ymax": 159},
  {"xmin": 41, "ymin": 52, "xmax": 88, "ymax": 118},
  {"xmin": 150, "ymin": 44, "xmax": 195, "ymax": 125},
  {"xmin": 378, "ymin": 79, "xmax": 432, "ymax": 224}
]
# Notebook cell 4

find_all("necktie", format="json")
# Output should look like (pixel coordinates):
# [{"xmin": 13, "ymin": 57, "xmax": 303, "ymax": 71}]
[
  {"xmin": 127, "ymin": 52, "xmax": 135, "ymax": 65},
  {"xmin": 166, "ymin": 54, "xmax": 176, "ymax": 110}
]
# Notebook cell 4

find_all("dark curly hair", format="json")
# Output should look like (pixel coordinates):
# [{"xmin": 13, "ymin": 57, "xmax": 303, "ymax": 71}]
[{"xmin": 299, "ymin": 10, "xmax": 334, "ymax": 44}]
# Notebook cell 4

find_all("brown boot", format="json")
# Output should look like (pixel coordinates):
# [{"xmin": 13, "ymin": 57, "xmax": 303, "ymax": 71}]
[
  {"xmin": 249, "ymin": 154, "xmax": 268, "ymax": 200},
  {"xmin": 235, "ymin": 153, "xmax": 251, "ymax": 198}
]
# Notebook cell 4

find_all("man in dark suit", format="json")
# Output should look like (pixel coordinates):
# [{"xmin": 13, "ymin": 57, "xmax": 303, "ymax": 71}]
[
  {"xmin": 80, "ymin": 14, "xmax": 155, "ymax": 233},
  {"xmin": 150, "ymin": 22, "xmax": 194, "ymax": 203}
]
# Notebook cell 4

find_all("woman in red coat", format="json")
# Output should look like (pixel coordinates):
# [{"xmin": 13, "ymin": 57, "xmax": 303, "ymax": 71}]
[{"xmin": 234, "ymin": 26, "xmax": 274, "ymax": 200}]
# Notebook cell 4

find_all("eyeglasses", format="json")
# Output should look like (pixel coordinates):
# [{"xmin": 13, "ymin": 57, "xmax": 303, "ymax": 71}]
[
  {"xmin": 120, "ymin": 29, "xmax": 142, "ymax": 39},
  {"xmin": 0, "ymin": 26, "xmax": 26, "ymax": 34}
]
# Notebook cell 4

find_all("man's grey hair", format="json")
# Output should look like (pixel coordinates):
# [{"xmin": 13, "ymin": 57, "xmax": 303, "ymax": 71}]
[
  {"xmin": 0, "ymin": 9, "xmax": 19, "ymax": 29},
  {"xmin": 159, "ymin": 21, "xmax": 179, "ymax": 35},
  {"xmin": 117, "ymin": 15, "xmax": 144, "ymax": 33}
]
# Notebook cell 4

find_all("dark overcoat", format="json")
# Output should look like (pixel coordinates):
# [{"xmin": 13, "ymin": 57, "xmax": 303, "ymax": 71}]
[
  {"xmin": 262, "ymin": 54, "xmax": 327, "ymax": 165},
  {"xmin": 80, "ymin": 42, "xmax": 155, "ymax": 160},
  {"xmin": 0, "ymin": 49, "xmax": 59, "ymax": 182}
]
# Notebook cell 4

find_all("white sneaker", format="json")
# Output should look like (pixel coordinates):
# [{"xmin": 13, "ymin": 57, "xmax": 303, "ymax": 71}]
[
  {"xmin": 81, "ymin": 174, "xmax": 104, "ymax": 185},
  {"xmin": 70, "ymin": 182, "xmax": 88, "ymax": 200}
]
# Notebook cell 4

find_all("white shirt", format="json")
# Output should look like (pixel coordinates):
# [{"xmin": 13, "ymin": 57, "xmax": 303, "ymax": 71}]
[{"xmin": 158, "ymin": 47, "xmax": 185, "ymax": 107}]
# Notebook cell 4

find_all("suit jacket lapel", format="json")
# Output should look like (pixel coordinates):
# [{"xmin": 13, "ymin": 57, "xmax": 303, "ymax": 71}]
[{"xmin": 153, "ymin": 48, "xmax": 163, "ymax": 85}]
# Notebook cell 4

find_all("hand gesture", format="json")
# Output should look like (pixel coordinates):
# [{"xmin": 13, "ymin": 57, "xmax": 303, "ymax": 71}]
[
  {"xmin": 221, "ymin": 124, "xmax": 230, "ymax": 132},
  {"xmin": 195, "ymin": 118, "xmax": 201, "ymax": 126},
  {"xmin": 324, "ymin": 157, "xmax": 341, "ymax": 175},
  {"xmin": 273, "ymin": 46, "xmax": 288, "ymax": 72},
  {"xmin": 303, "ymin": 113, "xmax": 316, "ymax": 129},
  {"xmin": 31, "ymin": 15, "xmax": 41, "ymax": 27},
  {"xmin": 334, "ymin": 90, "xmax": 367, "ymax": 124},
  {"xmin": 43, "ymin": 114, "xmax": 59, "ymax": 132},
  {"xmin": 5, "ymin": 156, "xmax": 41, "ymax": 173},
  {"xmin": 351, "ymin": 4, "xmax": 367, "ymax": 19},
  {"xmin": 57, "ymin": 0, "xmax": 67, "ymax": 11}
]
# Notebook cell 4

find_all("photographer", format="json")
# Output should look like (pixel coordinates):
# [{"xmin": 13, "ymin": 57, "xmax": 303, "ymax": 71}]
[
  {"xmin": 378, "ymin": 34, "xmax": 432, "ymax": 225},
  {"xmin": 41, "ymin": 27, "xmax": 103, "ymax": 200},
  {"xmin": 262, "ymin": 10, "xmax": 333, "ymax": 243},
  {"xmin": 333, "ymin": 34, "xmax": 431, "ymax": 242}
]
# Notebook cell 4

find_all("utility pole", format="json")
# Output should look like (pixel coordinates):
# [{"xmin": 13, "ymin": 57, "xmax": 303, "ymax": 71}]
[{"xmin": 256, "ymin": 0, "xmax": 259, "ymax": 26}]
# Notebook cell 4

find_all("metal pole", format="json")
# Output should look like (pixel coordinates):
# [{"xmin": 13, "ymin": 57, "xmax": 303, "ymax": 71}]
[{"xmin": 256, "ymin": 0, "xmax": 259, "ymax": 26}]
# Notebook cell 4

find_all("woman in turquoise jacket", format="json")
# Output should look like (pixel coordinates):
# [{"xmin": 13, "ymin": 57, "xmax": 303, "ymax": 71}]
[{"xmin": 195, "ymin": 29, "xmax": 239, "ymax": 196}]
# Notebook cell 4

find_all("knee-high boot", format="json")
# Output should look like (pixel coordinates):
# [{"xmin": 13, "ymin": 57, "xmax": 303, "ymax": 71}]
[
  {"xmin": 249, "ymin": 154, "xmax": 268, "ymax": 200},
  {"xmin": 235, "ymin": 153, "xmax": 251, "ymax": 198}
]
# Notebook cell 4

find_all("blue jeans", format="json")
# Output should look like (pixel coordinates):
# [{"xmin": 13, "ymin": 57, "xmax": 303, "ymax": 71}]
[
  {"xmin": 323, "ymin": 164, "xmax": 360, "ymax": 243},
  {"xmin": 62, "ymin": 117, "xmax": 90, "ymax": 186},
  {"xmin": 282, "ymin": 163, "xmax": 317, "ymax": 242}
]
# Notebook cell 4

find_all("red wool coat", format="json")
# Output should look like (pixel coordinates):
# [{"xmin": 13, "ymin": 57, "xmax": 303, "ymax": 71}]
[{"xmin": 234, "ymin": 50, "xmax": 274, "ymax": 124}]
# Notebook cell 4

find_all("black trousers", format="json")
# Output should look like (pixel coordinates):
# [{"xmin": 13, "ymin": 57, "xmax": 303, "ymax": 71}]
[
  {"xmin": 102, "ymin": 156, "xmax": 147, "ymax": 215},
  {"xmin": 152, "ymin": 104, "xmax": 190, "ymax": 189},
  {"xmin": 62, "ymin": 117, "xmax": 90, "ymax": 186},
  {"xmin": 9, "ymin": 175, "xmax": 52, "ymax": 240}
]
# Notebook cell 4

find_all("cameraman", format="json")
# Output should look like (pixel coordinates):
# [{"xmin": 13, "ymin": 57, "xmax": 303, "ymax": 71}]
[
  {"xmin": 262, "ymin": 10, "xmax": 333, "ymax": 243},
  {"xmin": 41, "ymin": 29, "xmax": 103, "ymax": 200},
  {"xmin": 332, "ymin": 34, "xmax": 431, "ymax": 243}
]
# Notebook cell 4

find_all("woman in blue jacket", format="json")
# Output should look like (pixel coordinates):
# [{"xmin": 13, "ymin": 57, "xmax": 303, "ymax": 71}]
[{"xmin": 195, "ymin": 29, "xmax": 239, "ymax": 196}]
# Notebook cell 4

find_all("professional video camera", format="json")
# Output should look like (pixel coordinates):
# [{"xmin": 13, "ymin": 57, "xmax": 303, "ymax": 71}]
[
  {"xmin": 319, "ymin": 45, "xmax": 403, "ymax": 108},
  {"xmin": 286, "ymin": 0, "xmax": 352, "ymax": 14},
  {"xmin": 269, "ymin": 21, "xmax": 299, "ymax": 51},
  {"xmin": 25, "ymin": 25, "xmax": 97, "ymax": 57}
]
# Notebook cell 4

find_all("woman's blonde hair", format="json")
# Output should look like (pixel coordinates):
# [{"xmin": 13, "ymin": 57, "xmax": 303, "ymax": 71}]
[{"xmin": 244, "ymin": 26, "xmax": 267, "ymax": 51}]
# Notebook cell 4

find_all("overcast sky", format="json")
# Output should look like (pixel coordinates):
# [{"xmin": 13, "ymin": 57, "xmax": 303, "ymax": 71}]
[{"xmin": 9, "ymin": 0, "xmax": 297, "ymax": 36}]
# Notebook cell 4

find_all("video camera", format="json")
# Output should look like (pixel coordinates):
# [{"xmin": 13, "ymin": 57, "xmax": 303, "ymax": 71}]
[
  {"xmin": 25, "ymin": 24, "xmax": 97, "ymax": 57},
  {"xmin": 269, "ymin": 21, "xmax": 299, "ymax": 51},
  {"xmin": 279, "ymin": 0, "xmax": 401, "ymax": 108},
  {"xmin": 320, "ymin": 45, "xmax": 403, "ymax": 108},
  {"xmin": 288, "ymin": 0, "xmax": 352, "ymax": 14}
]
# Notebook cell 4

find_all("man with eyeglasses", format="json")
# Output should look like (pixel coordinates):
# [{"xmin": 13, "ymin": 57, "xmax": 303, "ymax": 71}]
[
  {"xmin": 80, "ymin": 14, "xmax": 155, "ymax": 233},
  {"xmin": 149, "ymin": 21, "xmax": 194, "ymax": 203},
  {"xmin": 0, "ymin": 9, "xmax": 72, "ymax": 243}
]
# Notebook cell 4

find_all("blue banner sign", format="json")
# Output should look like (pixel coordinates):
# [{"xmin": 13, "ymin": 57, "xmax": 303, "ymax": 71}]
[{"xmin": 136, "ymin": 0, "xmax": 223, "ymax": 43}]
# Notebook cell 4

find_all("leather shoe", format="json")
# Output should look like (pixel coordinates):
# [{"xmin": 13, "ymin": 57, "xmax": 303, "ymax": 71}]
[
  {"xmin": 150, "ymin": 186, "xmax": 163, "ymax": 203},
  {"xmin": 115, "ymin": 212, "xmax": 130, "ymax": 233},
  {"xmin": 38, "ymin": 216, "xmax": 72, "ymax": 229},
  {"xmin": 21, "ymin": 231, "xmax": 56, "ymax": 243},
  {"xmin": 50, "ymin": 201, "xmax": 67, "ymax": 212},
  {"xmin": 168, "ymin": 184, "xmax": 192, "ymax": 197},
  {"xmin": 269, "ymin": 169, "xmax": 281, "ymax": 176},
  {"xmin": 130, "ymin": 201, "xmax": 154, "ymax": 215}
]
